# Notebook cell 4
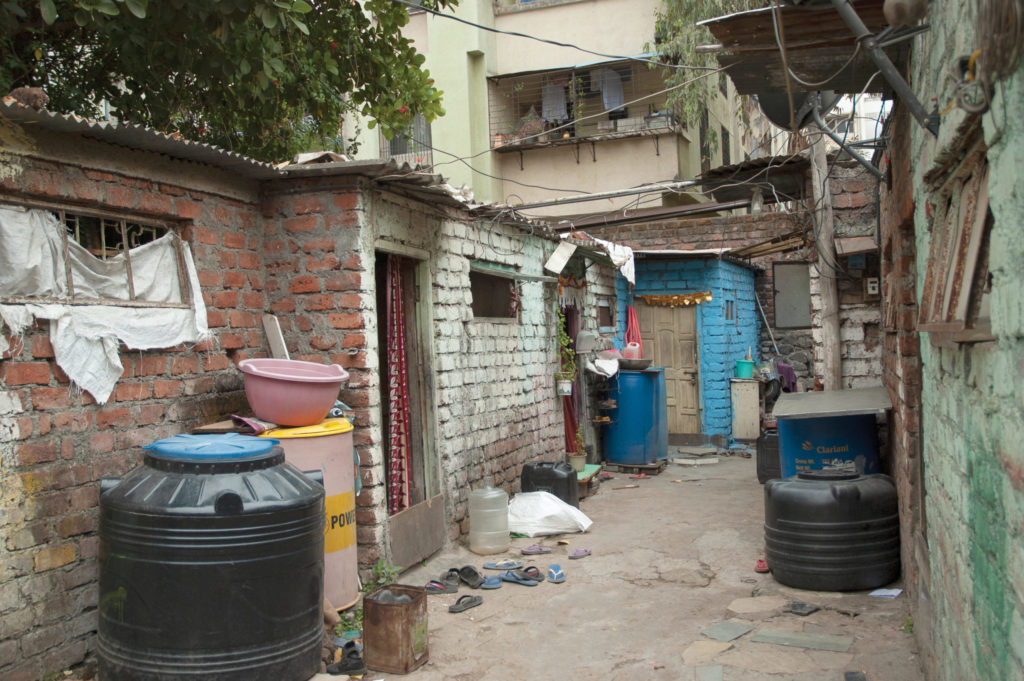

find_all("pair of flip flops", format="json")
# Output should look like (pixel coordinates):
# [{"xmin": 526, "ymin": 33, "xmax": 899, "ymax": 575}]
[{"xmin": 448, "ymin": 594, "xmax": 482, "ymax": 613}]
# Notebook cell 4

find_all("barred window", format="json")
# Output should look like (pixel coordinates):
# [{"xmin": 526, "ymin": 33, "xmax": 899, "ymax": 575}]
[{"xmin": 0, "ymin": 201, "xmax": 191, "ymax": 309}]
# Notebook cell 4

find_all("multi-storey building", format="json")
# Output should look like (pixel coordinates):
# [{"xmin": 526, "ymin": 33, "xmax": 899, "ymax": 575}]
[{"xmin": 348, "ymin": 0, "xmax": 755, "ymax": 219}]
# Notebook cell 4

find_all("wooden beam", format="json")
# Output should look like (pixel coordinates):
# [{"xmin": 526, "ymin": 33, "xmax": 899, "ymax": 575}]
[{"xmin": 261, "ymin": 314, "xmax": 289, "ymax": 360}]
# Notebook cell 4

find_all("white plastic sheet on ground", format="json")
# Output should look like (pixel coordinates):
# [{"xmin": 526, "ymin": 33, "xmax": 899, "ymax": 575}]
[
  {"xmin": 507, "ymin": 491, "xmax": 593, "ymax": 537},
  {"xmin": 0, "ymin": 205, "xmax": 211, "ymax": 404}
]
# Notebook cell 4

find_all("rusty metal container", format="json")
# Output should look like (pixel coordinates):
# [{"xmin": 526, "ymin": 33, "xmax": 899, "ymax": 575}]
[{"xmin": 363, "ymin": 585, "xmax": 428, "ymax": 674}]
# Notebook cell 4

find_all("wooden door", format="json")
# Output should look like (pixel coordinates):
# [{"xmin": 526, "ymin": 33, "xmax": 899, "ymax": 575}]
[
  {"xmin": 636, "ymin": 303, "xmax": 700, "ymax": 434},
  {"xmin": 375, "ymin": 251, "xmax": 444, "ymax": 569}
]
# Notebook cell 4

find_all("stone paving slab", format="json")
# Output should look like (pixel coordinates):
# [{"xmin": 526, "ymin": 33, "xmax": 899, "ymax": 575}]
[
  {"xmin": 750, "ymin": 628, "xmax": 854, "ymax": 652},
  {"xmin": 701, "ymin": 619, "xmax": 754, "ymax": 642},
  {"xmin": 681, "ymin": 640, "xmax": 733, "ymax": 665},
  {"xmin": 726, "ymin": 595, "xmax": 788, "ymax": 618},
  {"xmin": 695, "ymin": 664, "xmax": 724, "ymax": 681}
]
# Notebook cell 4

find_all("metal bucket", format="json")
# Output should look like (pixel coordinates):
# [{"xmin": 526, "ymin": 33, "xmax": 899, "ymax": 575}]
[{"xmin": 363, "ymin": 585, "xmax": 429, "ymax": 674}]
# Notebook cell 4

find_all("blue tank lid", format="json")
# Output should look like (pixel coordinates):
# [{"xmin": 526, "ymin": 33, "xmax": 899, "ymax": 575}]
[{"xmin": 144, "ymin": 433, "xmax": 279, "ymax": 461}]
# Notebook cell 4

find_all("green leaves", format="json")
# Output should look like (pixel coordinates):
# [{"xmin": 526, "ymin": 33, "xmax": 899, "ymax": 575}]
[
  {"xmin": 651, "ymin": 0, "xmax": 759, "ymax": 134},
  {"xmin": 124, "ymin": 0, "xmax": 146, "ymax": 19},
  {"xmin": 39, "ymin": 0, "xmax": 56, "ymax": 23},
  {"xmin": 4, "ymin": 0, "xmax": 459, "ymax": 162}
]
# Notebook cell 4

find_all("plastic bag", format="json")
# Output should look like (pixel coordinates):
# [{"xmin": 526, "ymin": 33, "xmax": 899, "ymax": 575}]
[{"xmin": 507, "ymin": 491, "xmax": 593, "ymax": 537}]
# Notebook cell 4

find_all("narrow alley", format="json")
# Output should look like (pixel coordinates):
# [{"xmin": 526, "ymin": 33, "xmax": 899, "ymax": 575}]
[{"xmin": 320, "ymin": 455, "xmax": 922, "ymax": 681}]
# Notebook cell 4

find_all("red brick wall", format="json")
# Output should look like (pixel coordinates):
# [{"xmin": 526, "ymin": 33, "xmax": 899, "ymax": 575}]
[
  {"xmin": 260, "ymin": 178, "xmax": 383, "ymax": 563},
  {"xmin": 877, "ymin": 106, "xmax": 926, "ymax": 633},
  {"xmin": 0, "ymin": 156, "xmax": 264, "ymax": 681}
]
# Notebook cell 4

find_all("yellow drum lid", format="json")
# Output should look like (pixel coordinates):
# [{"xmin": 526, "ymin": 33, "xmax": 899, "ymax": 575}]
[{"xmin": 259, "ymin": 417, "xmax": 352, "ymax": 439}]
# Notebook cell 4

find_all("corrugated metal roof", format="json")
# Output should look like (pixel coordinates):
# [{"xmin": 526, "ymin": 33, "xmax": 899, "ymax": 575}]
[
  {"xmin": 489, "ymin": 53, "xmax": 657, "ymax": 82},
  {"xmin": 1, "ymin": 101, "xmax": 283, "ymax": 179},
  {"xmin": 698, "ymin": 0, "xmax": 908, "ymax": 95},
  {"xmin": 1, "ymin": 101, "xmax": 508, "ymax": 212},
  {"xmin": 698, "ymin": 154, "xmax": 810, "ymax": 204},
  {"xmin": 634, "ymin": 247, "xmax": 757, "ymax": 270}
]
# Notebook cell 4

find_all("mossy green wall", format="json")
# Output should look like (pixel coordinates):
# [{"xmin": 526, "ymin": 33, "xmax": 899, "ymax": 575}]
[{"xmin": 911, "ymin": 3, "xmax": 1024, "ymax": 679}]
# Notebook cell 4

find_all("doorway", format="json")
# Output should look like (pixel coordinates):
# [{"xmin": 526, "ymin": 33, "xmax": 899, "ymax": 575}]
[
  {"xmin": 374, "ymin": 249, "xmax": 443, "ymax": 568},
  {"xmin": 635, "ymin": 302, "xmax": 701, "ymax": 438}
]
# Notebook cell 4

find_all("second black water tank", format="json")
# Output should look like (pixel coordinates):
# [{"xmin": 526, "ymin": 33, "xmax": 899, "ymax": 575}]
[
  {"xmin": 97, "ymin": 433, "xmax": 325, "ymax": 681},
  {"xmin": 764, "ymin": 470, "xmax": 899, "ymax": 591}
]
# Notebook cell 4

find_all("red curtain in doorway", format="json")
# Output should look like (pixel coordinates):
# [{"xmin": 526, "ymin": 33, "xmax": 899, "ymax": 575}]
[
  {"xmin": 386, "ymin": 257, "xmax": 413, "ymax": 515},
  {"xmin": 561, "ymin": 306, "xmax": 580, "ymax": 453}
]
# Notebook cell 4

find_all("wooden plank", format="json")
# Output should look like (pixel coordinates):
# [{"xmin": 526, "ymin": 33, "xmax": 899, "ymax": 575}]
[
  {"xmin": 261, "ymin": 314, "xmax": 289, "ymax": 359},
  {"xmin": 389, "ymin": 493, "xmax": 446, "ymax": 572},
  {"xmin": 835, "ymin": 236, "xmax": 878, "ymax": 256},
  {"xmin": 940, "ymin": 178, "xmax": 970, "ymax": 324},
  {"xmin": 953, "ymin": 163, "xmax": 990, "ymax": 324},
  {"xmin": 603, "ymin": 460, "xmax": 668, "ymax": 475}
]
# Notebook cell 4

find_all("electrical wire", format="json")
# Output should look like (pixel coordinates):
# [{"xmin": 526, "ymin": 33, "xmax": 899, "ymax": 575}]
[
  {"xmin": 770, "ymin": 6, "xmax": 862, "ymax": 89},
  {"xmin": 771, "ymin": 0, "xmax": 797, "ymax": 132},
  {"xmin": 392, "ymin": 0, "xmax": 717, "ymax": 72}
]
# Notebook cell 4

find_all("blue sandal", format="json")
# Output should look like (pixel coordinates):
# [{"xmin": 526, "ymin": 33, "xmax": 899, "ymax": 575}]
[
  {"xmin": 500, "ymin": 569, "xmax": 538, "ymax": 586},
  {"xmin": 480, "ymin": 576, "xmax": 503, "ymax": 589},
  {"xmin": 547, "ymin": 564, "xmax": 566, "ymax": 584}
]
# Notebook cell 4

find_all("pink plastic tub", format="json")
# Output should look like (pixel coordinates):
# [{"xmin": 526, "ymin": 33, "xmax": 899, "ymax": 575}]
[{"xmin": 237, "ymin": 358, "xmax": 349, "ymax": 427}]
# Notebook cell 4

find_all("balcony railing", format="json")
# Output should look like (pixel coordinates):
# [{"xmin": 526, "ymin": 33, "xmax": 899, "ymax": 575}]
[{"xmin": 487, "ymin": 59, "xmax": 675, "ymax": 151}]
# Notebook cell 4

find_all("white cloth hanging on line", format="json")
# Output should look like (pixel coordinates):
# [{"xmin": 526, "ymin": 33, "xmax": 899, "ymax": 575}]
[{"xmin": 542, "ymin": 82, "xmax": 567, "ymax": 123}]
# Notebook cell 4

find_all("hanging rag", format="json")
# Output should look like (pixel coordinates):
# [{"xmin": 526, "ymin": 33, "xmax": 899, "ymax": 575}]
[
  {"xmin": 542, "ymin": 82, "xmax": 567, "ymax": 123},
  {"xmin": 0, "ymin": 206, "xmax": 210, "ymax": 403},
  {"xmin": 598, "ymin": 68, "xmax": 624, "ymax": 111},
  {"xmin": 386, "ymin": 257, "xmax": 413, "ymax": 515},
  {"xmin": 776, "ymin": 361, "xmax": 798, "ymax": 393},
  {"xmin": 624, "ymin": 305, "xmax": 643, "ymax": 357}
]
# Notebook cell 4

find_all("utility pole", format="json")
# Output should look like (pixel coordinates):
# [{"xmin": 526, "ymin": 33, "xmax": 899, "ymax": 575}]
[{"xmin": 808, "ymin": 125, "xmax": 842, "ymax": 390}]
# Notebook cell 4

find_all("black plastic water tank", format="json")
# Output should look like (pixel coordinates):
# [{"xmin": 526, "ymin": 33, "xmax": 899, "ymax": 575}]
[
  {"xmin": 521, "ymin": 461, "xmax": 579, "ymax": 508},
  {"xmin": 97, "ymin": 433, "xmax": 325, "ymax": 681},
  {"xmin": 764, "ymin": 470, "xmax": 899, "ymax": 591}
]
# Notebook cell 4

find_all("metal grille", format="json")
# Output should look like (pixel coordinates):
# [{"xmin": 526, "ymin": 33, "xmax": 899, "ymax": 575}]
[
  {"xmin": 381, "ymin": 114, "xmax": 433, "ymax": 167},
  {"xmin": 1, "ymin": 201, "xmax": 190, "ymax": 308},
  {"xmin": 63, "ymin": 213, "xmax": 167, "ymax": 260},
  {"xmin": 487, "ymin": 60, "xmax": 674, "ymax": 148}
]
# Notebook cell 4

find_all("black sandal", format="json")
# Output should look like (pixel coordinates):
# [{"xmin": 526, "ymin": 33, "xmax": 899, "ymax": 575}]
[
  {"xmin": 448, "ymin": 594, "xmax": 482, "ymax": 613},
  {"xmin": 458, "ymin": 565, "xmax": 485, "ymax": 588}
]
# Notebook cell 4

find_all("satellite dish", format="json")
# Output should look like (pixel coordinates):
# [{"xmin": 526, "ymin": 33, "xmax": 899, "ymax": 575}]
[{"xmin": 756, "ymin": 91, "xmax": 842, "ymax": 131}]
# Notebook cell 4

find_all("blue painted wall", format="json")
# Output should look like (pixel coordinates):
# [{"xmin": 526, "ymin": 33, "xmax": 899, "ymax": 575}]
[{"xmin": 618, "ymin": 258, "xmax": 759, "ymax": 438}]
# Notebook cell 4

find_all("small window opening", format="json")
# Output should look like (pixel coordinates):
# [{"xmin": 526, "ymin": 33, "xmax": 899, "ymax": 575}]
[
  {"xmin": 597, "ymin": 298, "xmax": 615, "ymax": 332},
  {"xmin": 470, "ymin": 270, "xmax": 518, "ymax": 319}
]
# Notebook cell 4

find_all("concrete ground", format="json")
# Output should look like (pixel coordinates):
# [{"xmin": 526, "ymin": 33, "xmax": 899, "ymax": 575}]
[{"xmin": 317, "ymin": 455, "xmax": 923, "ymax": 681}]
